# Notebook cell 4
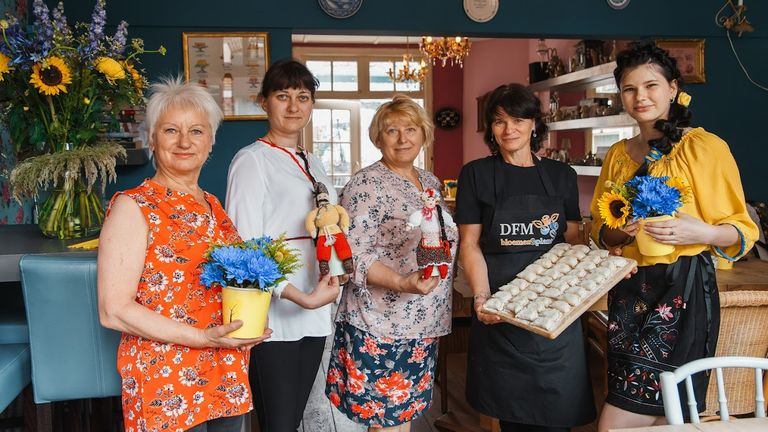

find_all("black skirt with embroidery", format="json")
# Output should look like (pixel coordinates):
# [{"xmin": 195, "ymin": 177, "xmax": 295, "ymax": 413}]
[{"xmin": 605, "ymin": 252, "xmax": 720, "ymax": 416}]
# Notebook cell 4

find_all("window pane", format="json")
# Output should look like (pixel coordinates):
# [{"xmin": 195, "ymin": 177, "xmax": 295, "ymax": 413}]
[
  {"xmin": 312, "ymin": 109, "xmax": 331, "ymax": 142},
  {"xmin": 314, "ymin": 142, "xmax": 333, "ymax": 174},
  {"xmin": 332, "ymin": 61, "xmax": 358, "ymax": 92},
  {"xmin": 332, "ymin": 175, "xmax": 350, "ymax": 189},
  {"xmin": 333, "ymin": 143, "xmax": 351, "ymax": 175},
  {"xmin": 369, "ymin": 61, "xmax": 395, "ymax": 92},
  {"xmin": 331, "ymin": 109, "xmax": 351, "ymax": 142},
  {"xmin": 306, "ymin": 61, "xmax": 331, "ymax": 91}
]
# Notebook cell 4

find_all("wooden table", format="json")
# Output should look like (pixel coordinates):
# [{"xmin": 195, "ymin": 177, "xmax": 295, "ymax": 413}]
[
  {"xmin": 717, "ymin": 258, "xmax": 768, "ymax": 291},
  {"xmin": 610, "ymin": 417, "xmax": 768, "ymax": 431}
]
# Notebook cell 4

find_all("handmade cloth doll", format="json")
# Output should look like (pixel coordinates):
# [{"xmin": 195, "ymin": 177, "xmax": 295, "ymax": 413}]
[
  {"xmin": 407, "ymin": 187, "xmax": 456, "ymax": 279},
  {"xmin": 305, "ymin": 182, "xmax": 353, "ymax": 276}
]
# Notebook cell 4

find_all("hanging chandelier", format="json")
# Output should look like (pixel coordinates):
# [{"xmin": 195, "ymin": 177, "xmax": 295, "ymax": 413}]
[
  {"xmin": 388, "ymin": 37, "xmax": 428, "ymax": 83},
  {"xmin": 420, "ymin": 36, "xmax": 471, "ymax": 67}
]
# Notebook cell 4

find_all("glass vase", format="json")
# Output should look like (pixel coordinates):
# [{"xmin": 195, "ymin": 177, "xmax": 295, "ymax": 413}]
[{"xmin": 37, "ymin": 177, "xmax": 105, "ymax": 239}]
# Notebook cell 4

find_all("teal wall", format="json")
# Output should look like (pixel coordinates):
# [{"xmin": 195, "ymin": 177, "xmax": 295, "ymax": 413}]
[{"xmin": 57, "ymin": 0, "xmax": 767, "ymax": 203}]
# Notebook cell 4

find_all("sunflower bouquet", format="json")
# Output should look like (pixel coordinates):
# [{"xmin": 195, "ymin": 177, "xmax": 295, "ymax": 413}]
[
  {"xmin": 0, "ymin": 0, "xmax": 164, "ymax": 238},
  {"xmin": 597, "ymin": 175, "xmax": 691, "ymax": 229}
]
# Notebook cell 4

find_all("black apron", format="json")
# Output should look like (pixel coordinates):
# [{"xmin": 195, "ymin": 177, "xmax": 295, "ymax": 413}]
[{"xmin": 465, "ymin": 156, "xmax": 596, "ymax": 427}]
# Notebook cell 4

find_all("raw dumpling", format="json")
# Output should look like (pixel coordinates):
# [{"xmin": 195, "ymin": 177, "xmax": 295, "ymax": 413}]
[
  {"xmin": 519, "ymin": 270, "xmax": 539, "ymax": 283},
  {"xmin": 575, "ymin": 261, "xmax": 597, "ymax": 271},
  {"xmin": 509, "ymin": 278, "xmax": 530, "ymax": 290},
  {"xmin": 560, "ymin": 292, "xmax": 581, "ymax": 306},
  {"xmin": 566, "ymin": 286, "xmax": 590, "ymax": 299},
  {"xmin": 580, "ymin": 279, "xmax": 599, "ymax": 291},
  {"xmin": 483, "ymin": 298, "xmax": 504, "ymax": 312},
  {"xmin": 547, "ymin": 247, "xmax": 566, "ymax": 257},
  {"xmin": 516, "ymin": 304, "xmax": 539, "ymax": 321},
  {"xmin": 526, "ymin": 283, "xmax": 547, "ymax": 294},
  {"xmin": 542, "ymin": 287, "xmax": 565, "ymax": 298},
  {"xmin": 560, "ymin": 275, "xmax": 580, "ymax": 286},
  {"xmin": 550, "ymin": 300, "xmax": 572, "ymax": 314},
  {"xmin": 593, "ymin": 267, "xmax": 613, "ymax": 278},
  {"xmin": 493, "ymin": 291, "xmax": 513, "ymax": 303},
  {"xmin": 541, "ymin": 251, "xmax": 560, "ymax": 262},
  {"xmin": 560, "ymin": 256, "xmax": 579, "ymax": 268},
  {"xmin": 523, "ymin": 263, "xmax": 546, "ymax": 275},
  {"xmin": 565, "ymin": 249, "xmax": 587, "ymax": 260},
  {"xmin": 571, "ymin": 244, "xmax": 590, "ymax": 254},
  {"xmin": 542, "ymin": 268, "xmax": 563, "ymax": 279},
  {"xmin": 519, "ymin": 290, "xmax": 538, "ymax": 300},
  {"xmin": 605, "ymin": 256, "xmax": 629, "ymax": 269},
  {"xmin": 533, "ymin": 258, "xmax": 555, "ymax": 269},
  {"xmin": 549, "ymin": 279, "xmax": 571, "ymax": 291},
  {"xmin": 537, "ymin": 276, "xmax": 555, "ymax": 286},
  {"xmin": 506, "ymin": 298, "xmax": 529, "ymax": 314},
  {"xmin": 552, "ymin": 243, "xmax": 571, "ymax": 252},
  {"xmin": 586, "ymin": 273, "xmax": 607, "ymax": 285},
  {"xmin": 588, "ymin": 249, "xmax": 610, "ymax": 258},
  {"xmin": 583, "ymin": 255, "xmax": 603, "ymax": 265},
  {"xmin": 567, "ymin": 268, "xmax": 587, "ymax": 278},
  {"xmin": 531, "ymin": 297, "xmax": 553, "ymax": 311},
  {"xmin": 540, "ymin": 308, "xmax": 563, "ymax": 320},
  {"xmin": 498, "ymin": 284, "xmax": 521, "ymax": 296},
  {"xmin": 532, "ymin": 316, "xmax": 558, "ymax": 331},
  {"xmin": 553, "ymin": 263, "xmax": 572, "ymax": 273}
]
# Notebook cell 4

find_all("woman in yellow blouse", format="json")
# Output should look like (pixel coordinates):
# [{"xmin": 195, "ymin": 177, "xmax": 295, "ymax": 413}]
[{"xmin": 590, "ymin": 42, "xmax": 758, "ymax": 432}]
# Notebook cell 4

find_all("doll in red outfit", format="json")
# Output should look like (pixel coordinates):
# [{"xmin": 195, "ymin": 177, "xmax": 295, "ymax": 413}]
[
  {"xmin": 407, "ymin": 187, "xmax": 456, "ymax": 279},
  {"xmin": 305, "ymin": 182, "xmax": 353, "ymax": 276}
]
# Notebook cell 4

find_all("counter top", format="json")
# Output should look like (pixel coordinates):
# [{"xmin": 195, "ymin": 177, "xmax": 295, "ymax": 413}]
[{"xmin": 0, "ymin": 224, "xmax": 96, "ymax": 282}]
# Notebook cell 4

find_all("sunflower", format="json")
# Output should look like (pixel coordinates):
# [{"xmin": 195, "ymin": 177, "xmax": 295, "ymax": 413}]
[
  {"xmin": 122, "ymin": 61, "xmax": 143, "ymax": 95},
  {"xmin": 0, "ymin": 52, "xmax": 11, "ymax": 81},
  {"xmin": 666, "ymin": 176, "xmax": 691, "ymax": 202},
  {"xmin": 598, "ymin": 191, "xmax": 631, "ymax": 229},
  {"xmin": 29, "ymin": 56, "xmax": 72, "ymax": 96},
  {"xmin": 94, "ymin": 57, "xmax": 126, "ymax": 83}
]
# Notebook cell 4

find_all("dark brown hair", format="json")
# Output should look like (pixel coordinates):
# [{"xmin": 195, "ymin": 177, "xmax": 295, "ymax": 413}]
[
  {"xmin": 260, "ymin": 59, "xmax": 319, "ymax": 101},
  {"xmin": 482, "ymin": 83, "xmax": 548, "ymax": 154}
]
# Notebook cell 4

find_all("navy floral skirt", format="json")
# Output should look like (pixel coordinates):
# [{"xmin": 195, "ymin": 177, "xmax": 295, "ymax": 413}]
[
  {"xmin": 606, "ymin": 252, "xmax": 719, "ymax": 416},
  {"xmin": 325, "ymin": 321, "xmax": 438, "ymax": 427}
]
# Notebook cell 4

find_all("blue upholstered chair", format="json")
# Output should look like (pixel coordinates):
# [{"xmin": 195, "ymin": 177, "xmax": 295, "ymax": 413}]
[
  {"xmin": 0, "ymin": 283, "xmax": 29, "ymax": 344},
  {"xmin": 0, "ymin": 344, "xmax": 30, "ymax": 414},
  {"xmin": 20, "ymin": 253, "xmax": 122, "ymax": 431}
]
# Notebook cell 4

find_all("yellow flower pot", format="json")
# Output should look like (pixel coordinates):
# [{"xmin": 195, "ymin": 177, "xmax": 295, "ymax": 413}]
[
  {"xmin": 221, "ymin": 286, "xmax": 271, "ymax": 338},
  {"xmin": 635, "ymin": 214, "xmax": 676, "ymax": 257}
]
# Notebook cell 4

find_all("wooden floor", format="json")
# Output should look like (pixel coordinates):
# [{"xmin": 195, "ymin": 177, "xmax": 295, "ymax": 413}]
[{"xmin": 296, "ymin": 330, "xmax": 603, "ymax": 432}]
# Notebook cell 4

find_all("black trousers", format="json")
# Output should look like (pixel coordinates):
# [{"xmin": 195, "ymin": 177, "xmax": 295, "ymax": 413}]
[
  {"xmin": 249, "ymin": 336, "xmax": 326, "ymax": 432},
  {"xmin": 500, "ymin": 421, "xmax": 569, "ymax": 432}
]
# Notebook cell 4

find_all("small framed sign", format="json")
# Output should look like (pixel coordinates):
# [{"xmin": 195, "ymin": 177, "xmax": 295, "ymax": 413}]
[{"xmin": 183, "ymin": 32, "xmax": 270, "ymax": 120}]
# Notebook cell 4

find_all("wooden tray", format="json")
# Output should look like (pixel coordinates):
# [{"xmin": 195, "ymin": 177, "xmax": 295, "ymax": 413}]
[{"xmin": 485, "ymin": 258, "xmax": 637, "ymax": 339}]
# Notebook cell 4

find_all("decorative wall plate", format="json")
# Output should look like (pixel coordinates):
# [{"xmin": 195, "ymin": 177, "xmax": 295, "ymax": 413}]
[
  {"xmin": 318, "ymin": 0, "xmax": 364, "ymax": 19},
  {"xmin": 607, "ymin": 0, "xmax": 630, "ymax": 10},
  {"xmin": 434, "ymin": 107, "xmax": 462, "ymax": 129},
  {"xmin": 463, "ymin": 0, "xmax": 499, "ymax": 23}
]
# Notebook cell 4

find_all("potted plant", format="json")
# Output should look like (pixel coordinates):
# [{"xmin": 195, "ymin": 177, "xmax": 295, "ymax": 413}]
[
  {"xmin": 0, "ymin": 0, "xmax": 164, "ymax": 238},
  {"xmin": 597, "ymin": 175, "xmax": 691, "ymax": 256},
  {"xmin": 199, "ymin": 235, "xmax": 301, "ymax": 338}
]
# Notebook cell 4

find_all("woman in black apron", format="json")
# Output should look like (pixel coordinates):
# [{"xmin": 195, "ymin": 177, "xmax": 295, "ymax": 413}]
[
  {"xmin": 589, "ymin": 42, "xmax": 758, "ymax": 431},
  {"xmin": 456, "ymin": 84, "xmax": 596, "ymax": 432}
]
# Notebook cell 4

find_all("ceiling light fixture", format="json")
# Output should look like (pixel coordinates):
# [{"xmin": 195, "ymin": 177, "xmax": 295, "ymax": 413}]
[{"xmin": 420, "ymin": 36, "xmax": 471, "ymax": 68}]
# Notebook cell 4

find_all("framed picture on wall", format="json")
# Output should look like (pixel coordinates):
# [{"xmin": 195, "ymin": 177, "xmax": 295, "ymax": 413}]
[
  {"xmin": 656, "ymin": 39, "xmax": 705, "ymax": 83},
  {"xmin": 183, "ymin": 32, "xmax": 270, "ymax": 120}
]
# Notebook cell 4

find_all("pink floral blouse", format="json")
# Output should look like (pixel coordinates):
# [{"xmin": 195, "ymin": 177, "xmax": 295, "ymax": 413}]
[{"xmin": 336, "ymin": 161, "xmax": 457, "ymax": 340}]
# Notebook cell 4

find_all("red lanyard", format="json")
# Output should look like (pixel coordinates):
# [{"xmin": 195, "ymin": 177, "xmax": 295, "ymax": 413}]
[{"xmin": 260, "ymin": 139, "xmax": 315, "ymax": 184}]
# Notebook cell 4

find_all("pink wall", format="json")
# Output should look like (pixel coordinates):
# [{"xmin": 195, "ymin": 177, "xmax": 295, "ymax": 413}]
[
  {"xmin": 432, "ymin": 63, "xmax": 464, "ymax": 182},
  {"xmin": 461, "ymin": 39, "xmax": 529, "ymax": 164}
]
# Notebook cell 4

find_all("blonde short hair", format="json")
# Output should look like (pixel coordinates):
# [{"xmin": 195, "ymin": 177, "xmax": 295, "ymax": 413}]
[
  {"xmin": 368, "ymin": 94, "xmax": 434, "ymax": 148},
  {"xmin": 145, "ymin": 76, "xmax": 223, "ymax": 146}
]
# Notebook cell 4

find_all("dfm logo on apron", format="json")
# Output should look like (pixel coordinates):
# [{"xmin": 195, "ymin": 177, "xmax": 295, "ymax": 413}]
[{"xmin": 499, "ymin": 213, "xmax": 560, "ymax": 247}]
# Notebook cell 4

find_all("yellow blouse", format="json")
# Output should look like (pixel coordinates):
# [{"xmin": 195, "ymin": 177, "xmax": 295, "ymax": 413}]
[{"xmin": 589, "ymin": 127, "xmax": 758, "ymax": 267}]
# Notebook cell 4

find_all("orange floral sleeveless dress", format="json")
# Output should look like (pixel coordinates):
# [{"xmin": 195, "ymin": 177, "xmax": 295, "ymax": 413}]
[{"xmin": 112, "ymin": 179, "xmax": 251, "ymax": 432}]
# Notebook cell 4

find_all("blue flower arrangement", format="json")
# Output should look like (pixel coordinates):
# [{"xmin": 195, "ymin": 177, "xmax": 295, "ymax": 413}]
[
  {"xmin": 200, "ymin": 235, "xmax": 301, "ymax": 291},
  {"xmin": 597, "ymin": 175, "xmax": 691, "ymax": 228}
]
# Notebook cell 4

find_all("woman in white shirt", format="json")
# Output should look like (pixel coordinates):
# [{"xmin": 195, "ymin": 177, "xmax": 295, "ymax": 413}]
[{"xmin": 226, "ymin": 59, "xmax": 340, "ymax": 432}]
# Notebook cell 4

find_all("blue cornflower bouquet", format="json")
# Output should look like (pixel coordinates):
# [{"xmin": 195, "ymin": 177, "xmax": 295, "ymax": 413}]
[
  {"xmin": 598, "ymin": 175, "xmax": 691, "ymax": 229},
  {"xmin": 200, "ymin": 235, "xmax": 301, "ymax": 291}
]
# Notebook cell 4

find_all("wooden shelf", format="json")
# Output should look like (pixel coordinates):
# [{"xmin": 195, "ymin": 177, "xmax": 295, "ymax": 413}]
[
  {"xmin": 571, "ymin": 165, "xmax": 602, "ymax": 177},
  {"xmin": 547, "ymin": 112, "xmax": 636, "ymax": 131},
  {"xmin": 528, "ymin": 61, "xmax": 617, "ymax": 93}
]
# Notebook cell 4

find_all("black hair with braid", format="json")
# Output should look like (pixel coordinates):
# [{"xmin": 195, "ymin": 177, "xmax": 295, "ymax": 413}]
[{"xmin": 613, "ymin": 41, "xmax": 692, "ymax": 156}]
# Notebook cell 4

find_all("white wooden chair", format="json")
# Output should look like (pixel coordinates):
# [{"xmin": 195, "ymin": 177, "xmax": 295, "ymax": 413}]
[{"xmin": 660, "ymin": 356, "xmax": 768, "ymax": 425}]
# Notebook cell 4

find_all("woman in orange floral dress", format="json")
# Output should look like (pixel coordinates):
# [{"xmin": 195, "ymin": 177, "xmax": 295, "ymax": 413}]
[{"xmin": 98, "ymin": 78, "xmax": 271, "ymax": 432}]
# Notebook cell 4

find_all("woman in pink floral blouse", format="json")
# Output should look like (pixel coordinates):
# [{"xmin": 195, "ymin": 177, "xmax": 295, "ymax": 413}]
[{"xmin": 325, "ymin": 95, "xmax": 458, "ymax": 431}]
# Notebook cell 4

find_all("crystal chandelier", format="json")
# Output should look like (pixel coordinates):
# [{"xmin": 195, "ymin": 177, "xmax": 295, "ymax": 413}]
[
  {"xmin": 420, "ymin": 36, "xmax": 471, "ymax": 67},
  {"xmin": 388, "ymin": 37, "xmax": 428, "ymax": 83}
]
